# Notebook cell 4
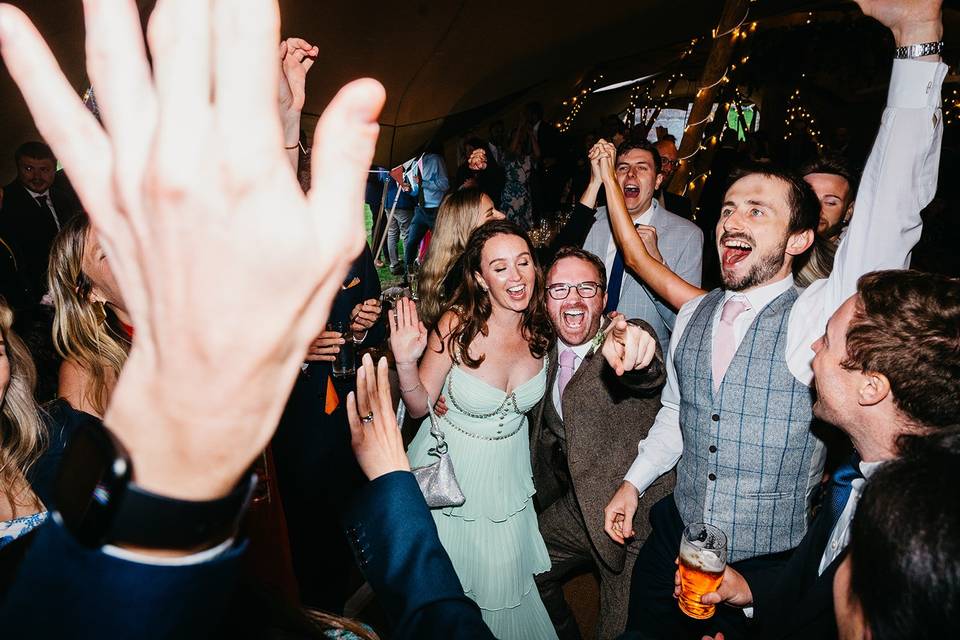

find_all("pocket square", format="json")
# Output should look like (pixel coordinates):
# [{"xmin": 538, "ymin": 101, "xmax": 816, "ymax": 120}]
[{"xmin": 342, "ymin": 276, "xmax": 360, "ymax": 290}]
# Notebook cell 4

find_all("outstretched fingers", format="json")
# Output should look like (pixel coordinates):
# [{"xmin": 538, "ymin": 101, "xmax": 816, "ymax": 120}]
[{"xmin": 0, "ymin": 4, "xmax": 114, "ymax": 227}]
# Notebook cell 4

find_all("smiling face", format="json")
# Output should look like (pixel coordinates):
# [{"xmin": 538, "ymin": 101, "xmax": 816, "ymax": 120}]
[
  {"xmin": 616, "ymin": 148, "xmax": 663, "ymax": 216},
  {"xmin": 717, "ymin": 174, "xmax": 812, "ymax": 292},
  {"xmin": 804, "ymin": 172, "xmax": 853, "ymax": 235},
  {"xmin": 473, "ymin": 193, "xmax": 506, "ymax": 229},
  {"xmin": 546, "ymin": 256, "xmax": 607, "ymax": 346},
  {"xmin": 16, "ymin": 155, "xmax": 56, "ymax": 193},
  {"xmin": 475, "ymin": 233, "xmax": 535, "ymax": 313}
]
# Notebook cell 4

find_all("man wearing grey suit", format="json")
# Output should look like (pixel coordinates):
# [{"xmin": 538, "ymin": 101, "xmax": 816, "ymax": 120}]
[
  {"xmin": 581, "ymin": 139, "xmax": 703, "ymax": 354},
  {"xmin": 609, "ymin": 6, "xmax": 947, "ymax": 635},
  {"xmin": 530, "ymin": 246, "xmax": 674, "ymax": 640}
]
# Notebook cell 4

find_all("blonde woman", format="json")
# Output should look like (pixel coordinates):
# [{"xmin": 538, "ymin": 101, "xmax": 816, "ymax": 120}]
[
  {"xmin": 0, "ymin": 299, "xmax": 46, "ymax": 548},
  {"xmin": 48, "ymin": 215, "xmax": 130, "ymax": 418},
  {"xmin": 417, "ymin": 187, "xmax": 505, "ymax": 330}
]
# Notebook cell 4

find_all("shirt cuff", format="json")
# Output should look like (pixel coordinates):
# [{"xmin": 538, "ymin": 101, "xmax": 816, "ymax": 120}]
[
  {"xmin": 887, "ymin": 59, "xmax": 948, "ymax": 109},
  {"xmin": 624, "ymin": 457, "xmax": 659, "ymax": 496},
  {"xmin": 101, "ymin": 537, "xmax": 235, "ymax": 566},
  {"xmin": 742, "ymin": 606, "xmax": 755, "ymax": 619}
]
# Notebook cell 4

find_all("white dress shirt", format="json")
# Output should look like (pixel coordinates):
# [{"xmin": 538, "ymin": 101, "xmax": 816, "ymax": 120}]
[
  {"xmin": 551, "ymin": 338, "xmax": 595, "ymax": 421},
  {"xmin": 818, "ymin": 459, "xmax": 883, "ymax": 574},
  {"xmin": 624, "ymin": 59, "xmax": 947, "ymax": 495}
]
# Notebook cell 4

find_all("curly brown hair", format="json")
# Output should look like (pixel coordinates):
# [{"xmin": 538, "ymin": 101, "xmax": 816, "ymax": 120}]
[
  {"xmin": 439, "ymin": 220, "xmax": 553, "ymax": 368},
  {"xmin": 842, "ymin": 270, "xmax": 960, "ymax": 430}
]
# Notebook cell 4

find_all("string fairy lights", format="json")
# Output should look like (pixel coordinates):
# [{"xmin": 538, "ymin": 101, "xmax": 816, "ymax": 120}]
[{"xmin": 782, "ymin": 87, "xmax": 823, "ymax": 150}]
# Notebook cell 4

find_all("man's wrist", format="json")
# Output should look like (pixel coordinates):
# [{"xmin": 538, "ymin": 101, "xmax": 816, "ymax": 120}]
[{"xmin": 891, "ymin": 23, "xmax": 943, "ymax": 51}]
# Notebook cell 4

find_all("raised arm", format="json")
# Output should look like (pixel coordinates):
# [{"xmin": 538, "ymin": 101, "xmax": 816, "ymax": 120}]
[
  {"xmin": 389, "ymin": 298, "xmax": 452, "ymax": 418},
  {"xmin": 790, "ymin": 0, "xmax": 946, "ymax": 380},
  {"xmin": 278, "ymin": 37, "xmax": 317, "ymax": 172},
  {"xmin": 596, "ymin": 140, "xmax": 705, "ymax": 310}
]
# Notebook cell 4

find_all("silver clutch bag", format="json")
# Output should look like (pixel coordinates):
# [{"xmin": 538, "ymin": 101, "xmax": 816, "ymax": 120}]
[{"xmin": 410, "ymin": 397, "xmax": 465, "ymax": 508}]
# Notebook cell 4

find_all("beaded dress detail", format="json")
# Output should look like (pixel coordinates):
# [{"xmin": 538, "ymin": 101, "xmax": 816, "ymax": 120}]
[{"xmin": 407, "ymin": 358, "xmax": 557, "ymax": 639}]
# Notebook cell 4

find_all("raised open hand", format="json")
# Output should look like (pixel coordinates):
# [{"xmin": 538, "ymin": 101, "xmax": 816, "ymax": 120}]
[
  {"xmin": 389, "ymin": 297, "xmax": 428, "ymax": 364},
  {"xmin": 0, "ymin": 0, "xmax": 385, "ymax": 500}
]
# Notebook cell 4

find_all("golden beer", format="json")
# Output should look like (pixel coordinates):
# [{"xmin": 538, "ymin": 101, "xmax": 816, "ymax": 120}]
[{"xmin": 678, "ymin": 523, "xmax": 727, "ymax": 619}]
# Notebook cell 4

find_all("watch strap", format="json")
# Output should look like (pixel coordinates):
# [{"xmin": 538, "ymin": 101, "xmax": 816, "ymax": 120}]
[
  {"xmin": 894, "ymin": 41, "xmax": 944, "ymax": 59},
  {"xmin": 107, "ymin": 474, "xmax": 257, "ymax": 550}
]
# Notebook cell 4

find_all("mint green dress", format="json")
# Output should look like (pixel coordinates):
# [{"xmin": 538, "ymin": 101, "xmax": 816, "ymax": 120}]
[{"xmin": 407, "ymin": 359, "xmax": 557, "ymax": 640}]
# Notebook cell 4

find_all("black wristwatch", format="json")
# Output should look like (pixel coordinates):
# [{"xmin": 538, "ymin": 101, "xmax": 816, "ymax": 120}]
[{"xmin": 52, "ymin": 420, "xmax": 256, "ymax": 549}]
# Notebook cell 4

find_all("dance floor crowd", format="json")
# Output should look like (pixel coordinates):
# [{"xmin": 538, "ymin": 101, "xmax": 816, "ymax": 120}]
[{"xmin": 0, "ymin": 0, "xmax": 956, "ymax": 639}]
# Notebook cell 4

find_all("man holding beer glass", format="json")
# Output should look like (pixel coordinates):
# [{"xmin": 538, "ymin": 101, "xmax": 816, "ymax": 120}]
[
  {"xmin": 680, "ymin": 270, "xmax": 960, "ymax": 639},
  {"xmin": 611, "ymin": 0, "xmax": 947, "ymax": 637}
]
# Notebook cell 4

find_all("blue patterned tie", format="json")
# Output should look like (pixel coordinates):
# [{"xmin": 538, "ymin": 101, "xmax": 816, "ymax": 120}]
[
  {"xmin": 603, "ymin": 223, "xmax": 640, "ymax": 314},
  {"xmin": 827, "ymin": 455, "xmax": 863, "ymax": 526}
]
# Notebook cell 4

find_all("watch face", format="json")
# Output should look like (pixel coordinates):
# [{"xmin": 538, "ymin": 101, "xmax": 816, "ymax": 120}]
[{"xmin": 54, "ymin": 420, "xmax": 131, "ymax": 546}]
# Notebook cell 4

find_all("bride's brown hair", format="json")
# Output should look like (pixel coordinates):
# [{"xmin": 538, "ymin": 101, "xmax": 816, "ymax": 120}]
[{"xmin": 438, "ymin": 220, "xmax": 553, "ymax": 368}]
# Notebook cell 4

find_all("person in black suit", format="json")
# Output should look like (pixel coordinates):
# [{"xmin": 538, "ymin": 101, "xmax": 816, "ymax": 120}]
[
  {"xmin": 0, "ymin": 142, "xmax": 80, "ymax": 307},
  {"xmin": 272, "ymin": 242, "xmax": 384, "ymax": 611},
  {"xmin": 689, "ymin": 269, "xmax": 960, "ymax": 640}
]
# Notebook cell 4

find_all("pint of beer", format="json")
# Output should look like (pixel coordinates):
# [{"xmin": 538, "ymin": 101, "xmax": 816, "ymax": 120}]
[{"xmin": 678, "ymin": 523, "xmax": 727, "ymax": 619}]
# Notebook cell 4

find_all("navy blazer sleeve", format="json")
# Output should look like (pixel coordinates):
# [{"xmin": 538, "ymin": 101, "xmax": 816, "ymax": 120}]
[
  {"xmin": 343, "ymin": 471, "xmax": 494, "ymax": 639},
  {"xmin": 0, "ymin": 520, "xmax": 245, "ymax": 639}
]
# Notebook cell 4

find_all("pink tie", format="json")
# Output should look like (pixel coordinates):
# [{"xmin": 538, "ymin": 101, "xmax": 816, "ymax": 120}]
[
  {"xmin": 557, "ymin": 348, "xmax": 577, "ymax": 398},
  {"xmin": 712, "ymin": 297, "xmax": 750, "ymax": 391}
]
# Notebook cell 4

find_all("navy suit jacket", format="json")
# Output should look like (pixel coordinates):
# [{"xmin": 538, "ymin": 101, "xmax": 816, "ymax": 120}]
[
  {"xmin": 0, "ymin": 472, "xmax": 491, "ymax": 638},
  {"xmin": 0, "ymin": 520, "xmax": 244, "ymax": 639},
  {"xmin": 344, "ymin": 471, "xmax": 494, "ymax": 639},
  {"xmin": 746, "ymin": 507, "xmax": 841, "ymax": 639}
]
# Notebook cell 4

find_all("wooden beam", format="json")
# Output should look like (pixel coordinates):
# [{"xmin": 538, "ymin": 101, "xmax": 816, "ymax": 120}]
[{"xmin": 671, "ymin": 0, "xmax": 751, "ymax": 197}]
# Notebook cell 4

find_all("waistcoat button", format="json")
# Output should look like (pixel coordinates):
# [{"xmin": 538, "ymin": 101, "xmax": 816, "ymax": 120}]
[
  {"xmin": 709, "ymin": 445, "xmax": 717, "ymax": 453},
  {"xmin": 711, "ymin": 414, "xmax": 720, "ymax": 422},
  {"xmin": 708, "ymin": 473, "xmax": 716, "ymax": 481}
]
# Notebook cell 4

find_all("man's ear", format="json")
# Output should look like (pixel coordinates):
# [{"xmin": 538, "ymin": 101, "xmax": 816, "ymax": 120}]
[
  {"xmin": 858, "ymin": 370, "xmax": 891, "ymax": 407},
  {"xmin": 844, "ymin": 200, "xmax": 856, "ymax": 225},
  {"xmin": 786, "ymin": 228, "xmax": 814, "ymax": 256},
  {"xmin": 654, "ymin": 173, "xmax": 664, "ymax": 191}
]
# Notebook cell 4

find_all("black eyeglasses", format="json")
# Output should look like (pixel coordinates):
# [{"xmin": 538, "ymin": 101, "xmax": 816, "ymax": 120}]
[{"xmin": 547, "ymin": 281, "xmax": 603, "ymax": 300}]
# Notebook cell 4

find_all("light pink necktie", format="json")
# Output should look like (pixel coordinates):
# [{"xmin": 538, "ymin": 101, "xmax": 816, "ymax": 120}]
[
  {"xmin": 557, "ymin": 348, "xmax": 577, "ymax": 398},
  {"xmin": 712, "ymin": 297, "xmax": 750, "ymax": 391}
]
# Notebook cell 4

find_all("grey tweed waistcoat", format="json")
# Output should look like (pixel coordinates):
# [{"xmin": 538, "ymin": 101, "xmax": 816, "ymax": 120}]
[{"xmin": 673, "ymin": 287, "xmax": 822, "ymax": 562}]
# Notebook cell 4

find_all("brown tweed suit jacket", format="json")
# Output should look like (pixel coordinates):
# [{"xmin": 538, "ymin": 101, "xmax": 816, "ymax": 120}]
[{"xmin": 530, "ymin": 318, "xmax": 676, "ymax": 572}]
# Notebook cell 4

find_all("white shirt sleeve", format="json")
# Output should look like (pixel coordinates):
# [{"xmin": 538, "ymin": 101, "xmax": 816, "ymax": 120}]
[
  {"xmin": 787, "ymin": 59, "xmax": 947, "ymax": 385},
  {"xmin": 623, "ymin": 293, "xmax": 706, "ymax": 493}
]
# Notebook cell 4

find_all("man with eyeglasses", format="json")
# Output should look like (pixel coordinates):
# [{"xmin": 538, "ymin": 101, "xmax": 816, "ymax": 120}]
[{"xmin": 529, "ymin": 246, "xmax": 675, "ymax": 639}]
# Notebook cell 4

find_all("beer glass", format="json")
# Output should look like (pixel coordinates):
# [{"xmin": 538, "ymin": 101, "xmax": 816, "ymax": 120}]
[
  {"xmin": 678, "ymin": 522, "xmax": 727, "ymax": 619},
  {"xmin": 327, "ymin": 320, "xmax": 356, "ymax": 378}
]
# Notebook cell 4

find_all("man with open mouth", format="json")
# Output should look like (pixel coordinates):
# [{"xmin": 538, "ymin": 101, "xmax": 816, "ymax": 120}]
[
  {"xmin": 581, "ymin": 139, "xmax": 704, "ymax": 355},
  {"xmin": 529, "ymin": 246, "xmax": 671, "ymax": 639},
  {"xmin": 606, "ymin": 1, "xmax": 947, "ymax": 637}
]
